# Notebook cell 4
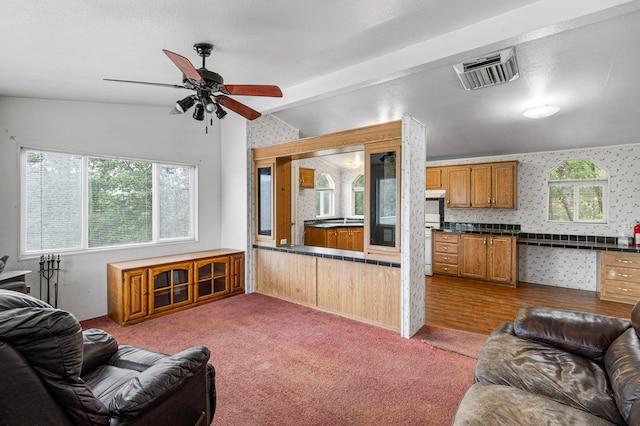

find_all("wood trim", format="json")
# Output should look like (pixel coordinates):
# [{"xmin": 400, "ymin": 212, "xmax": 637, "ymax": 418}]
[
  {"xmin": 254, "ymin": 159, "xmax": 276, "ymax": 245},
  {"xmin": 364, "ymin": 138, "xmax": 402, "ymax": 262},
  {"xmin": 252, "ymin": 120, "xmax": 401, "ymax": 160}
]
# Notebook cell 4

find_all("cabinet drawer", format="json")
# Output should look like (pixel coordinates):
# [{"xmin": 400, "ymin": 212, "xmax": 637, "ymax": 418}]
[
  {"xmin": 434, "ymin": 263, "xmax": 459, "ymax": 276},
  {"xmin": 604, "ymin": 253, "xmax": 640, "ymax": 269},
  {"xmin": 602, "ymin": 280, "xmax": 640, "ymax": 302},
  {"xmin": 434, "ymin": 253, "xmax": 458, "ymax": 265},
  {"xmin": 435, "ymin": 233, "xmax": 459, "ymax": 243},
  {"xmin": 605, "ymin": 266, "xmax": 640, "ymax": 283},
  {"xmin": 434, "ymin": 243, "xmax": 459, "ymax": 254}
]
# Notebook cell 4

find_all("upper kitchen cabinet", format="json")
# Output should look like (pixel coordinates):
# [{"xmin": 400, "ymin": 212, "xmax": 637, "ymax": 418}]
[
  {"xmin": 426, "ymin": 167, "xmax": 443, "ymax": 190},
  {"xmin": 446, "ymin": 166, "xmax": 472, "ymax": 208},
  {"xmin": 444, "ymin": 160, "xmax": 518, "ymax": 210},
  {"xmin": 299, "ymin": 167, "xmax": 315, "ymax": 189}
]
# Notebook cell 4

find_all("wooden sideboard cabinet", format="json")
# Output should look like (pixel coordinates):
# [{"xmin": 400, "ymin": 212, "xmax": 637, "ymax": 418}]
[
  {"xmin": 599, "ymin": 252, "xmax": 640, "ymax": 304},
  {"xmin": 108, "ymin": 249, "xmax": 244, "ymax": 326}
]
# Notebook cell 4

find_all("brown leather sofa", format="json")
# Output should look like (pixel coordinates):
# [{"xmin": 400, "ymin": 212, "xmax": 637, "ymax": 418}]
[
  {"xmin": 453, "ymin": 302, "xmax": 640, "ymax": 425},
  {"xmin": 0, "ymin": 290, "xmax": 216, "ymax": 425}
]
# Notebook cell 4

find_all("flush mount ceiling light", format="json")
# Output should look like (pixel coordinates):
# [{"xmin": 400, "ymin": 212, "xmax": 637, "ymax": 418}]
[{"xmin": 523, "ymin": 105, "xmax": 560, "ymax": 119}]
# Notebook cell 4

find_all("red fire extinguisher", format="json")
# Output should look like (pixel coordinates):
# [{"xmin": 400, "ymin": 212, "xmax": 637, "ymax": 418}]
[{"xmin": 635, "ymin": 222, "xmax": 640, "ymax": 247}]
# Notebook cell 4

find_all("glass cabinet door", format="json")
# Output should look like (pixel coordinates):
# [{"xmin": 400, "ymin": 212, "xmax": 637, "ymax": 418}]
[
  {"xmin": 195, "ymin": 257, "xmax": 230, "ymax": 301},
  {"xmin": 149, "ymin": 262, "xmax": 193, "ymax": 313}
]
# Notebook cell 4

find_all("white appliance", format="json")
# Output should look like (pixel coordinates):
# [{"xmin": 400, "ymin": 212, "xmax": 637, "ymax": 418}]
[{"xmin": 425, "ymin": 213, "xmax": 441, "ymax": 276}]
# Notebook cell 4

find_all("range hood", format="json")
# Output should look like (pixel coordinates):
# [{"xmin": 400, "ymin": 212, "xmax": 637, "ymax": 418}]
[{"xmin": 425, "ymin": 189, "xmax": 446, "ymax": 198}]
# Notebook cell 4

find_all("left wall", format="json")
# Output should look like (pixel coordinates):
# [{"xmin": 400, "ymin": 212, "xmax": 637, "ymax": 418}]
[{"xmin": 0, "ymin": 97, "xmax": 223, "ymax": 320}]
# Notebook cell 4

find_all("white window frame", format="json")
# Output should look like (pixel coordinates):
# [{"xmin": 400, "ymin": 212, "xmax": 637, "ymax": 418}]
[
  {"xmin": 351, "ymin": 174, "xmax": 365, "ymax": 217},
  {"xmin": 546, "ymin": 159, "xmax": 608, "ymax": 224},
  {"xmin": 20, "ymin": 147, "xmax": 198, "ymax": 257},
  {"xmin": 315, "ymin": 173, "xmax": 335, "ymax": 218}
]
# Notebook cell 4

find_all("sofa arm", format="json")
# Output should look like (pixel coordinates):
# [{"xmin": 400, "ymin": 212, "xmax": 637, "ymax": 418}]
[
  {"xmin": 514, "ymin": 306, "xmax": 631, "ymax": 362},
  {"xmin": 108, "ymin": 346, "xmax": 210, "ymax": 421},
  {"xmin": 82, "ymin": 329, "xmax": 118, "ymax": 375}
]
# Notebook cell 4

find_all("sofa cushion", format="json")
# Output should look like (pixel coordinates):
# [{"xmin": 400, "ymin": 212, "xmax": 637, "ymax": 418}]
[
  {"xmin": 605, "ymin": 328, "xmax": 640, "ymax": 424},
  {"xmin": 514, "ymin": 306, "xmax": 630, "ymax": 363},
  {"xmin": 82, "ymin": 328, "xmax": 118, "ymax": 375},
  {"xmin": 453, "ymin": 383, "xmax": 615, "ymax": 426},
  {"xmin": 475, "ymin": 322, "xmax": 625, "ymax": 425}
]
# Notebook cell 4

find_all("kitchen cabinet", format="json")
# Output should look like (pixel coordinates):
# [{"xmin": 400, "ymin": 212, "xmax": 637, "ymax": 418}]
[
  {"xmin": 446, "ymin": 167, "xmax": 471, "ymax": 208},
  {"xmin": 599, "ymin": 252, "xmax": 640, "ymax": 304},
  {"xmin": 443, "ymin": 161, "xmax": 517, "ymax": 210},
  {"xmin": 433, "ymin": 232, "xmax": 460, "ymax": 276},
  {"xmin": 337, "ymin": 227, "xmax": 364, "ymax": 251},
  {"xmin": 470, "ymin": 162, "xmax": 517, "ymax": 209},
  {"xmin": 305, "ymin": 226, "xmax": 363, "ymax": 251},
  {"xmin": 426, "ymin": 167, "xmax": 443, "ymax": 190},
  {"xmin": 460, "ymin": 234, "xmax": 517, "ymax": 286},
  {"xmin": 107, "ymin": 249, "xmax": 244, "ymax": 326},
  {"xmin": 299, "ymin": 167, "xmax": 315, "ymax": 189},
  {"xmin": 304, "ymin": 226, "xmax": 327, "ymax": 247}
]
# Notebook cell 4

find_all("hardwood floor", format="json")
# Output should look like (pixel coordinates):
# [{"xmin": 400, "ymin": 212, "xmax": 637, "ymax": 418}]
[{"xmin": 425, "ymin": 275, "xmax": 634, "ymax": 335}]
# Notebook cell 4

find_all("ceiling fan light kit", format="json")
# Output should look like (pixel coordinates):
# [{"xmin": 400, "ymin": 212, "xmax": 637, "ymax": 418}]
[{"xmin": 104, "ymin": 42, "xmax": 283, "ymax": 124}]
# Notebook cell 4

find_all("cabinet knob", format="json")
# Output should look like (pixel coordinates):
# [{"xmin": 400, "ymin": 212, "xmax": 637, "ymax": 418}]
[
  {"xmin": 487, "ymin": 198, "xmax": 491, "ymax": 205},
  {"xmin": 442, "ymin": 267, "xmax": 450, "ymax": 271},
  {"xmin": 492, "ymin": 197, "xmax": 496, "ymax": 204}
]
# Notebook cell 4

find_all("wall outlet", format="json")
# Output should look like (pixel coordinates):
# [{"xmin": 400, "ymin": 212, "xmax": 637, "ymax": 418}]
[{"xmin": 280, "ymin": 239, "xmax": 287, "ymax": 245}]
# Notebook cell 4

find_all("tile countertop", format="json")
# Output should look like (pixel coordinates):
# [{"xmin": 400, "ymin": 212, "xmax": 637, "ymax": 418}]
[
  {"xmin": 435, "ymin": 227, "xmax": 640, "ymax": 254},
  {"xmin": 304, "ymin": 219, "xmax": 365, "ymax": 229}
]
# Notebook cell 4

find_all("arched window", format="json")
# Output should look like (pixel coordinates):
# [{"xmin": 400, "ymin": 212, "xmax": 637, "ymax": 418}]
[
  {"xmin": 352, "ymin": 174, "xmax": 365, "ymax": 216},
  {"xmin": 548, "ymin": 160, "xmax": 607, "ymax": 223},
  {"xmin": 315, "ymin": 173, "xmax": 334, "ymax": 217}
]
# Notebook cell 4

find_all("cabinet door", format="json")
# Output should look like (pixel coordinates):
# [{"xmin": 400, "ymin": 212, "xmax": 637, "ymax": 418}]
[
  {"xmin": 123, "ymin": 269, "xmax": 148, "ymax": 322},
  {"xmin": 230, "ymin": 253, "xmax": 244, "ymax": 293},
  {"xmin": 326, "ymin": 229, "xmax": 338, "ymax": 248},
  {"xmin": 304, "ymin": 227, "xmax": 326, "ymax": 247},
  {"xmin": 461, "ymin": 235, "xmax": 487, "ymax": 280},
  {"xmin": 488, "ymin": 236, "xmax": 515, "ymax": 284},
  {"xmin": 492, "ymin": 162, "xmax": 517, "ymax": 209},
  {"xmin": 471, "ymin": 165, "xmax": 492, "ymax": 209},
  {"xmin": 336, "ymin": 228, "xmax": 351, "ymax": 250},
  {"xmin": 351, "ymin": 228, "xmax": 364, "ymax": 251},
  {"xmin": 149, "ymin": 262, "xmax": 193, "ymax": 314},
  {"xmin": 446, "ymin": 167, "xmax": 471, "ymax": 208},
  {"xmin": 299, "ymin": 168, "xmax": 315, "ymax": 189},
  {"xmin": 195, "ymin": 257, "xmax": 230, "ymax": 301},
  {"xmin": 426, "ymin": 168, "xmax": 442, "ymax": 189}
]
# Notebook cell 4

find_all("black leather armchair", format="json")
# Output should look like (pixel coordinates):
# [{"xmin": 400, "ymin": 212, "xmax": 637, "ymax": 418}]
[{"xmin": 0, "ymin": 290, "xmax": 216, "ymax": 425}]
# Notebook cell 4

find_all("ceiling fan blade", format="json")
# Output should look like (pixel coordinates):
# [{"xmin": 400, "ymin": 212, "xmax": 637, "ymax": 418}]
[
  {"xmin": 104, "ymin": 78, "xmax": 185, "ymax": 89},
  {"xmin": 223, "ymin": 85, "xmax": 283, "ymax": 97},
  {"xmin": 216, "ymin": 96, "xmax": 261, "ymax": 120},
  {"xmin": 162, "ymin": 49, "xmax": 204, "ymax": 83}
]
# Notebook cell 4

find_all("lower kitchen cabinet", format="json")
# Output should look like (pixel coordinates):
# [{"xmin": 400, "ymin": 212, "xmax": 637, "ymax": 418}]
[
  {"xmin": 460, "ymin": 234, "xmax": 517, "ymax": 286},
  {"xmin": 305, "ymin": 226, "xmax": 363, "ymax": 252},
  {"xmin": 434, "ymin": 231, "xmax": 517, "ymax": 286},
  {"xmin": 108, "ymin": 249, "xmax": 244, "ymax": 326},
  {"xmin": 599, "ymin": 252, "xmax": 640, "ymax": 304}
]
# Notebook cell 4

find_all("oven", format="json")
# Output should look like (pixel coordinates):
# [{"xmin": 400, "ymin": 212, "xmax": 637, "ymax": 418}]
[{"xmin": 425, "ymin": 213, "xmax": 441, "ymax": 276}]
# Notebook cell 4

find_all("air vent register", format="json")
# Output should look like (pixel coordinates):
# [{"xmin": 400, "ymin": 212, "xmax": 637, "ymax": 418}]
[{"xmin": 453, "ymin": 47, "xmax": 519, "ymax": 90}]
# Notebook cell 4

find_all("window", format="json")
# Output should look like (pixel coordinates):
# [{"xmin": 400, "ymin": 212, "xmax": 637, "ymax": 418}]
[
  {"xmin": 22, "ymin": 149, "xmax": 196, "ymax": 254},
  {"xmin": 547, "ymin": 160, "xmax": 607, "ymax": 223},
  {"xmin": 352, "ymin": 174, "xmax": 365, "ymax": 216},
  {"xmin": 315, "ymin": 173, "xmax": 334, "ymax": 217}
]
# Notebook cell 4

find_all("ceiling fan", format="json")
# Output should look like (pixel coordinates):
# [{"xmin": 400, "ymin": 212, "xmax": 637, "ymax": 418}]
[{"xmin": 104, "ymin": 43, "xmax": 282, "ymax": 121}]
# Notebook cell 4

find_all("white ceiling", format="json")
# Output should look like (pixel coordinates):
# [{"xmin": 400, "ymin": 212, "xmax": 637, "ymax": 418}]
[{"xmin": 2, "ymin": 0, "xmax": 639, "ymax": 160}]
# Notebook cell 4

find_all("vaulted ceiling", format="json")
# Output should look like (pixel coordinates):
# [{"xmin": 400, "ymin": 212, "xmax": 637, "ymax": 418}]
[{"xmin": 2, "ymin": 0, "xmax": 639, "ymax": 160}]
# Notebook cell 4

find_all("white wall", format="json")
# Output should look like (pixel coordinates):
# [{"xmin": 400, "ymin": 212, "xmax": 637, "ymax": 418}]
[
  {"xmin": 0, "ymin": 97, "xmax": 223, "ymax": 320},
  {"xmin": 220, "ymin": 114, "xmax": 248, "ymax": 251}
]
